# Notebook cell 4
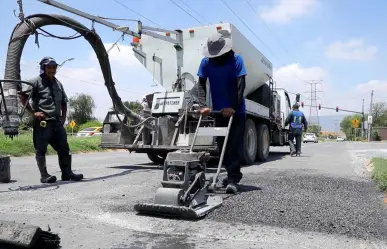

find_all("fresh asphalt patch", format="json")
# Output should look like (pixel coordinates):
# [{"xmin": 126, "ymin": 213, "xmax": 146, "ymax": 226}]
[{"xmin": 207, "ymin": 168, "xmax": 387, "ymax": 241}]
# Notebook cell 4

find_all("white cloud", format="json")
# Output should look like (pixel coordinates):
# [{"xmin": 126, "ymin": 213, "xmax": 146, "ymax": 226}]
[
  {"xmin": 325, "ymin": 39, "xmax": 377, "ymax": 60},
  {"xmin": 60, "ymin": 43, "xmax": 165, "ymax": 120},
  {"xmin": 305, "ymin": 36, "xmax": 323, "ymax": 48},
  {"xmin": 271, "ymin": 63, "xmax": 381, "ymax": 118},
  {"xmin": 274, "ymin": 63, "xmax": 327, "ymax": 97},
  {"xmin": 259, "ymin": 0, "xmax": 317, "ymax": 24}
]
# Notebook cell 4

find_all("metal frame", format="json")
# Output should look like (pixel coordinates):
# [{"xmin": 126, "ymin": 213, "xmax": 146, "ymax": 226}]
[{"xmin": 36, "ymin": 0, "xmax": 183, "ymax": 48}]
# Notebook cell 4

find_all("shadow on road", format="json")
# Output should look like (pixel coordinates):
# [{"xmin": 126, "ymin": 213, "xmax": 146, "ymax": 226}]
[
  {"xmin": 220, "ymin": 184, "xmax": 262, "ymax": 201},
  {"xmin": 207, "ymin": 151, "xmax": 290, "ymax": 168},
  {"xmin": 132, "ymin": 184, "xmax": 262, "ymax": 222},
  {"xmin": 1, "ymin": 167, "xmax": 154, "ymax": 193},
  {"xmin": 108, "ymin": 164, "xmax": 163, "ymax": 171}
]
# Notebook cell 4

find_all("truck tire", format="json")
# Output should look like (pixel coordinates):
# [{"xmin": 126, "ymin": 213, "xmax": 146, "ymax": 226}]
[
  {"xmin": 256, "ymin": 124, "xmax": 270, "ymax": 162},
  {"xmin": 147, "ymin": 152, "xmax": 166, "ymax": 165},
  {"xmin": 242, "ymin": 119, "xmax": 258, "ymax": 165}
]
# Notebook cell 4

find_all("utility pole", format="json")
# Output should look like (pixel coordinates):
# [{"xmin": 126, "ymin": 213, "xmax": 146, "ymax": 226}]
[
  {"xmin": 334, "ymin": 119, "xmax": 340, "ymax": 133},
  {"xmin": 368, "ymin": 90, "xmax": 374, "ymax": 142},
  {"xmin": 305, "ymin": 80, "xmax": 323, "ymax": 126},
  {"xmin": 361, "ymin": 99, "xmax": 365, "ymax": 138}
]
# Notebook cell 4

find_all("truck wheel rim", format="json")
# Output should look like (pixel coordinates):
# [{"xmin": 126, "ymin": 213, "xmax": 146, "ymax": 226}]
[
  {"xmin": 247, "ymin": 128, "xmax": 255, "ymax": 156},
  {"xmin": 263, "ymin": 131, "xmax": 269, "ymax": 155}
]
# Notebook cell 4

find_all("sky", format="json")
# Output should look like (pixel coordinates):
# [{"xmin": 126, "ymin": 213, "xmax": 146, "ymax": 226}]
[{"xmin": 0, "ymin": 0, "xmax": 386, "ymax": 122}]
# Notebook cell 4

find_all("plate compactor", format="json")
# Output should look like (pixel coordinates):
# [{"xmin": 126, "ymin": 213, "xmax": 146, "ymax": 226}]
[{"xmin": 134, "ymin": 112, "xmax": 233, "ymax": 219}]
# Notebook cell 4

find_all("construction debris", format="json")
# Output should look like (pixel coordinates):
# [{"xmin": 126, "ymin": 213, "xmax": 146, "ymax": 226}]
[{"xmin": 0, "ymin": 220, "xmax": 60, "ymax": 249}]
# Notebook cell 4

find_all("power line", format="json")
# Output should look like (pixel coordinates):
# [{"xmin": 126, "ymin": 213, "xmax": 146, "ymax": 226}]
[
  {"xmin": 169, "ymin": 0, "xmax": 204, "ymax": 25},
  {"xmin": 0, "ymin": 58, "xmax": 147, "ymax": 96},
  {"xmin": 177, "ymin": 0, "xmax": 212, "ymax": 25},
  {"xmin": 305, "ymin": 80, "xmax": 323, "ymax": 126},
  {"xmin": 220, "ymin": 0, "xmax": 305, "ymax": 83},
  {"xmin": 245, "ymin": 0, "xmax": 308, "ymax": 80},
  {"xmin": 112, "ymin": 0, "xmax": 163, "ymax": 28}
]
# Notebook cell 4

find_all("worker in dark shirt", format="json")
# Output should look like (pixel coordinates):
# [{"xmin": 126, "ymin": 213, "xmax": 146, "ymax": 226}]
[
  {"xmin": 285, "ymin": 102, "xmax": 308, "ymax": 156},
  {"xmin": 196, "ymin": 32, "xmax": 246, "ymax": 194},
  {"xmin": 19, "ymin": 56, "xmax": 83, "ymax": 183}
]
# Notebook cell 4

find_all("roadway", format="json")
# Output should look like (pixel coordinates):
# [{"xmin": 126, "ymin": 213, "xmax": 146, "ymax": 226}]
[{"xmin": 1, "ymin": 141, "xmax": 387, "ymax": 248}]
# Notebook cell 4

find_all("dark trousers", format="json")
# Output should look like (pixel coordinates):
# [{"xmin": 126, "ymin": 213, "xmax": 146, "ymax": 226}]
[
  {"xmin": 215, "ymin": 114, "xmax": 246, "ymax": 183},
  {"xmin": 288, "ymin": 128, "xmax": 302, "ymax": 153},
  {"xmin": 33, "ymin": 119, "xmax": 70, "ymax": 157}
]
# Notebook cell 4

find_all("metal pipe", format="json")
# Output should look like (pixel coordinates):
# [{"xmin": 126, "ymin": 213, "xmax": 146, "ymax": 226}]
[
  {"xmin": 212, "ymin": 115, "xmax": 233, "ymax": 186},
  {"xmin": 37, "ymin": 0, "xmax": 142, "ymax": 38}
]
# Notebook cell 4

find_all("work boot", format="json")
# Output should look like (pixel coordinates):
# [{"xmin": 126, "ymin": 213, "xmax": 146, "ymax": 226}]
[
  {"xmin": 226, "ymin": 182, "xmax": 239, "ymax": 194},
  {"xmin": 58, "ymin": 153, "xmax": 83, "ymax": 181},
  {"xmin": 36, "ymin": 156, "xmax": 57, "ymax": 184},
  {"xmin": 221, "ymin": 178, "xmax": 229, "ymax": 187},
  {"xmin": 290, "ymin": 150, "xmax": 297, "ymax": 156}
]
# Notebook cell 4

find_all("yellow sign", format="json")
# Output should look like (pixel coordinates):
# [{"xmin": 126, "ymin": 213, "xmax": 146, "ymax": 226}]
[
  {"xmin": 352, "ymin": 119, "xmax": 359, "ymax": 128},
  {"xmin": 69, "ymin": 120, "xmax": 76, "ymax": 128}
]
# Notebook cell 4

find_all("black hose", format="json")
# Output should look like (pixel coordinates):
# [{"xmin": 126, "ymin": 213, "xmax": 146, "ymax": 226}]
[{"xmin": 2, "ymin": 13, "xmax": 151, "ymax": 137}]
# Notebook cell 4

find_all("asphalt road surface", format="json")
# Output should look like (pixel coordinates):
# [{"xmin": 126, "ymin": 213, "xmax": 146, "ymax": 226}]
[{"xmin": 1, "ymin": 141, "xmax": 387, "ymax": 249}]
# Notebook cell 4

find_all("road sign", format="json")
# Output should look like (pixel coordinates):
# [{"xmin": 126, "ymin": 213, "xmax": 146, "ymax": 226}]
[
  {"xmin": 368, "ymin": 116, "xmax": 373, "ymax": 124},
  {"xmin": 69, "ymin": 120, "xmax": 76, "ymax": 128},
  {"xmin": 352, "ymin": 119, "xmax": 359, "ymax": 128}
]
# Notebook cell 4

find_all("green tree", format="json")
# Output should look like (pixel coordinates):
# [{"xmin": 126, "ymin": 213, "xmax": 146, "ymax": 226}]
[
  {"xmin": 110, "ymin": 100, "xmax": 143, "ymax": 113},
  {"xmin": 340, "ymin": 114, "xmax": 363, "ymax": 140},
  {"xmin": 68, "ymin": 93, "xmax": 96, "ymax": 125},
  {"xmin": 371, "ymin": 102, "xmax": 387, "ymax": 127},
  {"xmin": 307, "ymin": 124, "xmax": 322, "ymax": 136}
]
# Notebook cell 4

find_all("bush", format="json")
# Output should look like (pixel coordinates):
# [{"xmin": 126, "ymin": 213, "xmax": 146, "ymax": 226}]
[
  {"xmin": 78, "ymin": 120, "xmax": 102, "ymax": 131},
  {"xmin": 372, "ymin": 131, "xmax": 381, "ymax": 141},
  {"xmin": 370, "ymin": 158, "xmax": 387, "ymax": 192},
  {"xmin": 65, "ymin": 119, "xmax": 102, "ymax": 134},
  {"xmin": 0, "ymin": 132, "xmax": 105, "ymax": 157}
]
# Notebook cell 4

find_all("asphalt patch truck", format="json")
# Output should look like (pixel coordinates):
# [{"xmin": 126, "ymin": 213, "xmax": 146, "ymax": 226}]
[{"xmin": 100, "ymin": 23, "xmax": 295, "ymax": 166}]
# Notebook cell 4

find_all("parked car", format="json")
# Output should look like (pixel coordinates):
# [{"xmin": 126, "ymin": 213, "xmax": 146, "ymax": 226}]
[
  {"xmin": 76, "ymin": 127, "xmax": 103, "ymax": 137},
  {"xmin": 336, "ymin": 136, "xmax": 345, "ymax": 142},
  {"xmin": 303, "ymin": 133, "xmax": 318, "ymax": 143}
]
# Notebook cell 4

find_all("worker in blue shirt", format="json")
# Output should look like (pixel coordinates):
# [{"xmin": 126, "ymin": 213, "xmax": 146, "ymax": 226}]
[
  {"xmin": 196, "ymin": 32, "xmax": 246, "ymax": 194},
  {"xmin": 285, "ymin": 102, "xmax": 308, "ymax": 156}
]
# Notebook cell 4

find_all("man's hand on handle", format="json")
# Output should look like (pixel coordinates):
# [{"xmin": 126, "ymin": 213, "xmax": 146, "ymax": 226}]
[
  {"xmin": 199, "ymin": 107, "xmax": 235, "ymax": 117},
  {"xmin": 200, "ymin": 107, "xmax": 211, "ymax": 117},
  {"xmin": 221, "ymin": 108, "xmax": 235, "ymax": 117}
]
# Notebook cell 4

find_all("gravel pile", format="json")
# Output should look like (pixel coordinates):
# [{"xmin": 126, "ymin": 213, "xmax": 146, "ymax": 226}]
[{"xmin": 207, "ymin": 169, "xmax": 387, "ymax": 241}]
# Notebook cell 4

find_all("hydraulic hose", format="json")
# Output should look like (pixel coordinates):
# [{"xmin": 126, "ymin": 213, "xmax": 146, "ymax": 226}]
[{"xmin": 1, "ymin": 13, "xmax": 154, "ymax": 137}]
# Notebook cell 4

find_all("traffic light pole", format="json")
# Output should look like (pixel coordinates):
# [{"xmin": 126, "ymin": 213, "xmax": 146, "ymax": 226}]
[
  {"xmin": 302, "ymin": 103, "xmax": 365, "ymax": 136},
  {"xmin": 368, "ymin": 90, "xmax": 374, "ymax": 142},
  {"xmin": 302, "ymin": 104, "xmax": 364, "ymax": 115}
]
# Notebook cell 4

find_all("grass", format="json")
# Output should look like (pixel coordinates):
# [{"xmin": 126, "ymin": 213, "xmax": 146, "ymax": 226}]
[
  {"xmin": 370, "ymin": 157, "xmax": 387, "ymax": 192},
  {"xmin": 0, "ymin": 132, "xmax": 106, "ymax": 157}
]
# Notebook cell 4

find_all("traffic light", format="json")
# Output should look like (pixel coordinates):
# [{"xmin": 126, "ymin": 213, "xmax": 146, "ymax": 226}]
[
  {"xmin": 336, "ymin": 106, "xmax": 339, "ymax": 112},
  {"xmin": 301, "ymin": 102, "xmax": 304, "ymax": 108},
  {"xmin": 318, "ymin": 104, "xmax": 321, "ymax": 110}
]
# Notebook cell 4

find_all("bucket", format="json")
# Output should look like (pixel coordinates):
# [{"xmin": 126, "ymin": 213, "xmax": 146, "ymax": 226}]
[{"xmin": 0, "ymin": 155, "xmax": 11, "ymax": 183}]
